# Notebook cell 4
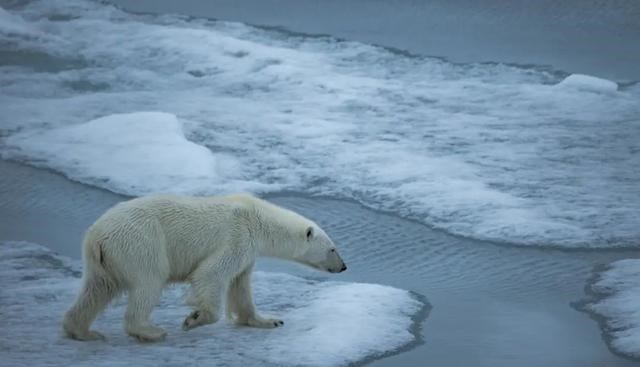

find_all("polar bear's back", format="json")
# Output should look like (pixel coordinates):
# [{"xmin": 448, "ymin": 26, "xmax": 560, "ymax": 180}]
[
  {"xmin": 87, "ymin": 194, "xmax": 249, "ymax": 281},
  {"xmin": 90, "ymin": 194, "xmax": 260, "ymax": 236}
]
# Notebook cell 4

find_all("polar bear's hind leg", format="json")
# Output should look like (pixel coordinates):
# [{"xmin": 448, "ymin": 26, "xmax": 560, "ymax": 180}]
[
  {"xmin": 122, "ymin": 247, "xmax": 170, "ymax": 342},
  {"xmin": 124, "ymin": 279, "xmax": 167, "ymax": 342},
  {"xmin": 63, "ymin": 273, "xmax": 120, "ymax": 341}
]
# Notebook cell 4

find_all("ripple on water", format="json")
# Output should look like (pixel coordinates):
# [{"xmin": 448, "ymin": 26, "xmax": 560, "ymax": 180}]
[{"xmin": 267, "ymin": 195, "xmax": 629, "ymax": 300}]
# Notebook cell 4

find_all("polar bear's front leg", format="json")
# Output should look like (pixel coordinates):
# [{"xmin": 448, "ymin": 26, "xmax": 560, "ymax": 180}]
[{"xmin": 227, "ymin": 266, "xmax": 284, "ymax": 328}]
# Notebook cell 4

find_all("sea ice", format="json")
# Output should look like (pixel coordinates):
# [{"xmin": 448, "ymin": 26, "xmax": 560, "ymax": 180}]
[
  {"xmin": 4, "ymin": 112, "xmax": 266, "ymax": 195},
  {"xmin": 556, "ymin": 73, "xmax": 618, "ymax": 92},
  {"xmin": 0, "ymin": 241, "xmax": 423, "ymax": 367},
  {"xmin": 585, "ymin": 259, "xmax": 640, "ymax": 358}
]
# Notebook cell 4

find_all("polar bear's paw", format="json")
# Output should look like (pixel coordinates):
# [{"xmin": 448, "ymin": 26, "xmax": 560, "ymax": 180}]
[
  {"xmin": 127, "ymin": 324, "xmax": 167, "ymax": 342},
  {"xmin": 182, "ymin": 309, "xmax": 218, "ymax": 331},
  {"xmin": 246, "ymin": 316, "xmax": 284, "ymax": 329},
  {"xmin": 79, "ymin": 330, "xmax": 106, "ymax": 341},
  {"xmin": 65, "ymin": 329, "xmax": 106, "ymax": 341}
]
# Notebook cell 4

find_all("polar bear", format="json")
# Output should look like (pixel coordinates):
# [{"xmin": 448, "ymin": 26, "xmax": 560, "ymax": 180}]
[{"xmin": 62, "ymin": 193, "xmax": 347, "ymax": 342}]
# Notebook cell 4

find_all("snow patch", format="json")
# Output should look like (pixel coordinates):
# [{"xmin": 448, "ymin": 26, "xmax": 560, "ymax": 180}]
[
  {"xmin": 586, "ymin": 259, "xmax": 640, "ymax": 358},
  {"xmin": 557, "ymin": 74, "xmax": 618, "ymax": 92},
  {"xmin": 5, "ymin": 112, "xmax": 261, "ymax": 195}
]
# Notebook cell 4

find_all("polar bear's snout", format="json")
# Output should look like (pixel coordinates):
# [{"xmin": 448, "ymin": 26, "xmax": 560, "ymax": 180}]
[
  {"xmin": 327, "ymin": 248, "xmax": 347, "ymax": 273},
  {"xmin": 298, "ymin": 245, "xmax": 347, "ymax": 273}
]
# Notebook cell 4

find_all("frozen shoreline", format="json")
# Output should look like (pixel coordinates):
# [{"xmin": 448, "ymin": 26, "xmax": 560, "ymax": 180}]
[{"xmin": 1, "ymin": 159, "xmax": 637, "ymax": 367}]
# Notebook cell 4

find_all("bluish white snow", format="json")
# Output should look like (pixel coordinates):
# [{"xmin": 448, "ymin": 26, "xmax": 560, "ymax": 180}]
[
  {"xmin": 556, "ymin": 74, "xmax": 618, "ymax": 93},
  {"xmin": 6, "ymin": 112, "xmax": 250, "ymax": 194},
  {"xmin": 585, "ymin": 259, "xmax": 640, "ymax": 358},
  {"xmin": 0, "ymin": 241, "xmax": 423, "ymax": 367}
]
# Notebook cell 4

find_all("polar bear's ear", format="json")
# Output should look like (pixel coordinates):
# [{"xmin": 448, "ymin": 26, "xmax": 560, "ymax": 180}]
[{"xmin": 305, "ymin": 226, "xmax": 314, "ymax": 241}]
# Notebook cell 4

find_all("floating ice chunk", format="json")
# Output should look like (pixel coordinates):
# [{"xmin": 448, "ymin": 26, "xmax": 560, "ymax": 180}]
[
  {"xmin": 585, "ymin": 259, "xmax": 640, "ymax": 358},
  {"xmin": 5, "ymin": 112, "xmax": 248, "ymax": 195},
  {"xmin": 556, "ymin": 74, "xmax": 618, "ymax": 92},
  {"xmin": 0, "ymin": 241, "xmax": 424, "ymax": 367}
]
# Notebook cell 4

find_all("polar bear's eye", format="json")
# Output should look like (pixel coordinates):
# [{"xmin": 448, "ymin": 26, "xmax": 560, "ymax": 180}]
[
  {"xmin": 306, "ymin": 227, "xmax": 314, "ymax": 240},
  {"xmin": 330, "ymin": 249, "xmax": 336, "ymax": 253}
]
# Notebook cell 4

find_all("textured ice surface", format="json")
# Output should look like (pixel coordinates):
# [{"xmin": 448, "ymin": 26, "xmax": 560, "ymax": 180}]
[
  {"xmin": 0, "ymin": 6, "xmax": 52, "ymax": 41},
  {"xmin": 586, "ymin": 259, "xmax": 640, "ymax": 358},
  {"xmin": 557, "ymin": 73, "xmax": 618, "ymax": 92},
  {"xmin": 1, "ymin": 0, "xmax": 639, "ymax": 248},
  {"xmin": 5, "ymin": 112, "xmax": 257, "ymax": 194},
  {"xmin": 0, "ymin": 241, "xmax": 423, "ymax": 367},
  {"xmin": 0, "ymin": 6, "xmax": 33, "ymax": 37}
]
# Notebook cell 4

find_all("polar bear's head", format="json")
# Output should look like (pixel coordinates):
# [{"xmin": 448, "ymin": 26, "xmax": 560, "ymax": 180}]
[{"xmin": 296, "ymin": 225, "xmax": 347, "ymax": 273}]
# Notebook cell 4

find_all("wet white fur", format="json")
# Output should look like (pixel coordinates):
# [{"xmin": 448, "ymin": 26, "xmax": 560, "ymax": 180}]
[{"xmin": 62, "ymin": 193, "xmax": 346, "ymax": 342}]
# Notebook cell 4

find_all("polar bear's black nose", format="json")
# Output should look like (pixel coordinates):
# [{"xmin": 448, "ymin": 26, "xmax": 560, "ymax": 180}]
[{"xmin": 340, "ymin": 265, "xmax": 347, "ymax": 272}]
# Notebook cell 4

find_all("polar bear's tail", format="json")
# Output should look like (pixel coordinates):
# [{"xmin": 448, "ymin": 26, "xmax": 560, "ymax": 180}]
[
  {"xmin": 62, "ymin": 232, "xmax": 120, "ymax": 341},
  {"xmin": 81, "ymin": 230, "xmax": 112, "ymax": 279}
]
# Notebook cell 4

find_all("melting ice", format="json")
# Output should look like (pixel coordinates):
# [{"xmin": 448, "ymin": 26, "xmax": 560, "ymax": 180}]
[{"xmin": 585, "ymin": 259, "xmax": 640, "ymax": 358}]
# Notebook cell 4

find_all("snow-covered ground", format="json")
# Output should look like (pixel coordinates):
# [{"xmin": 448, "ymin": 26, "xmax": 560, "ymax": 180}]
[
  {"xmin": 585, "ymin": 259, "xmax": 640, "ymax": 358},
  {"xmin": 1, "ymin": 0, "xmax": 639, "ymax": 248},
  {"xmin": 6, "ymin": 112, "xmax": 249, "ymax": 194},
  {"xmin": 0, "ymin": 241, "xmax": 424, "ymax": 367}
]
